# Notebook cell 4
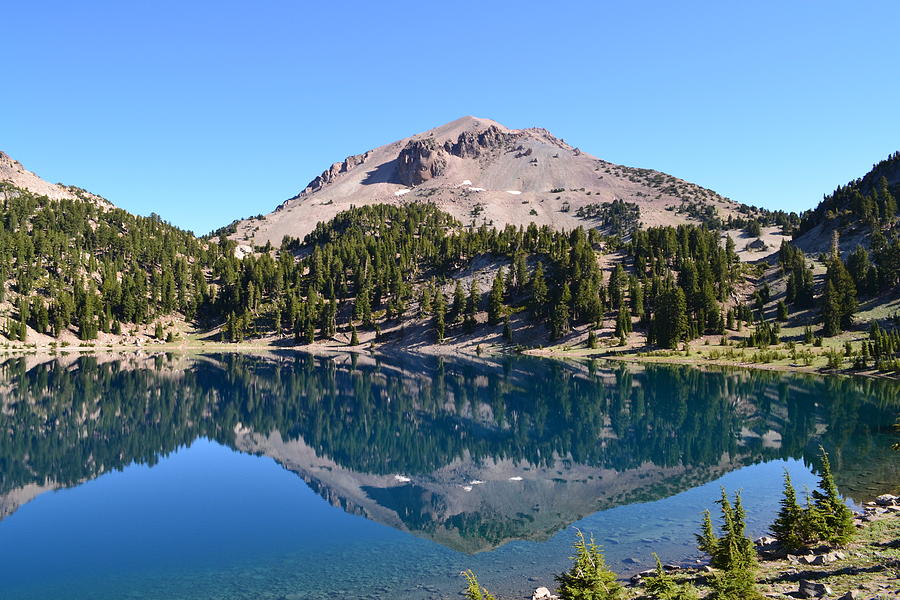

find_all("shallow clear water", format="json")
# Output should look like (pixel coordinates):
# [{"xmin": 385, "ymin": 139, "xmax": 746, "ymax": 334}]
[{"xmin": 0, "ymin": 353, "xmax": 897, "ymax": 599}]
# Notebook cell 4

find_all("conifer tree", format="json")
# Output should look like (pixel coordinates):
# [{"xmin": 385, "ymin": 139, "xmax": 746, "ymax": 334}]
[
  {"xmin": 822, "ymin": 256, "xmax": 857, "ymax": 336},
  {"xmin": 771, "ymin": 470, "xmax": 806, "ymax": 551},
  {"xmin": 452, "ymin": 280, "xmax": 466, "ymax": 323},
  {"xmin": 466, "ymin": 279, "xmax": 480, "ymax": 325},
  {"xmin": 489, "ymin": 269, "xmax": 505, "ymax": 325},
  {"xmin": 434, "ymin": 291, "xmax": 446, "ymax": 342},
  {"xmin": 530, "ymin": 261, "xmax": 548, "ymax": 318},
  {"xmin": 811, "ymin": 447, "xmax": 855, "ymax": 545},
  {"xmin": 551, "ymin": 283, "xmax": 572, "ymax": 340},
  {"xmin": 555, "ymin": 529, "xmax": 622, "ymax": 600}
]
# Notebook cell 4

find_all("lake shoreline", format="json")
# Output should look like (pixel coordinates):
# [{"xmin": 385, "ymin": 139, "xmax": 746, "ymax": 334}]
[{"xmin": 1, "ymin": 336, "xmax": 896, "ymax": 381}]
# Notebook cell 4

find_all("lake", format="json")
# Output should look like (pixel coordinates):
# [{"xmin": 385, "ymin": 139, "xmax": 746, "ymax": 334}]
[{"xmin": 0, "ymin": 352, "xmax": 897, "ymax": 599}]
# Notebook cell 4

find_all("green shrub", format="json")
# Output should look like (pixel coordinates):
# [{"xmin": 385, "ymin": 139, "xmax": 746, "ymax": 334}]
[
  {"xmin": 461, "ymin": 570, "xmax": 495, "ymax": 600},
  {"xmin": 644, "ymin": 554, "xmax": 698, "ymax": 600}
]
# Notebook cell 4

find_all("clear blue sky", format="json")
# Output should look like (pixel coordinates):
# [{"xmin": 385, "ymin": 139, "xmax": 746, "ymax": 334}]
[{"xmin": 3, "ymin": 1, "xmax": 899, "ymax": 234}]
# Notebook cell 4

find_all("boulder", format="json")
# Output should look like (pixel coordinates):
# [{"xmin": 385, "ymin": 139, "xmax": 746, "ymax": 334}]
[
  {"xmin": 838, "ymin": 591, "xmax": 860, "ymax": 600},
  {"xmin": 532, "ymin": 587, "xmax": 557, "ymax": 600},
  {"xmin": 755, "ymin": 536, "xmax": 778, "ymax": 546},
  {"xmin": 875, "ymin": 494, "xmax": 898, "ymax": 506},
  {"xmin": 798, "ymin": 579, "xmax": 832, "ymax": 598}
]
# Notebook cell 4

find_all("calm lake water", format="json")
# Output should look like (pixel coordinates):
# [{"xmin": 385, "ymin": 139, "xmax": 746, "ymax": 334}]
[{"xmin": 0, "ymin": 352, "xmax": 897, "ymax": 600}]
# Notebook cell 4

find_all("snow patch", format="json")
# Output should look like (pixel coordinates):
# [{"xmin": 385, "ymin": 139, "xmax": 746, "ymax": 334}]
[
  {"xmin": 467, "ymin": 187, "xmax": 485, "ymax": 192},
  {"xmin": 505, "ymin": 190, "xmax": 522, "ymax": 195},
  {"xmin": 469, "ymin": 480, "xmax": 484, "ymax": 485},
  {"xmin": 456, "ymin": 180, "xmax": 473, "ymax": 187},
  {"xmin": 394, "ymin": 189, "xmax": 411, "ymax": 196},
  {"xmin": 462, "ymin": 485, "xmax": 473, "ymax": 492},
  {"xmin": 394, "ymin": 475, "xmax": 411, "ymax": 483},
  {"xmin": 508, "ymin": 476, "xmax": 523, "ymax": 481}
]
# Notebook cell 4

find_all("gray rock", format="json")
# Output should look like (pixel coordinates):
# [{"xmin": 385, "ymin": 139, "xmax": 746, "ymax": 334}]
[
  {"xmin": 397, "ymin": 139, "xmax": 447, "ymax": 186},
  {"xmin": 532, "ymin": 587, "xmax": 557, "ymax": 600},
  {"xmin": 799, "ymin": 579, "xmax": 832, "ymax": 598},
  {"xmin": 875, "ymin": 494, "xmax": 898, "ymax": 506},
  {"xmin": 838, "ymin": 591, "xmax": 860, "ymax": 600}
]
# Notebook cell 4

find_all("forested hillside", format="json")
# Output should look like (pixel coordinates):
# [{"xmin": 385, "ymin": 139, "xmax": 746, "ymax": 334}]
[
  {"xmin": 0, "ymin": 182, "xmax": 217, "ymax": 341},
  {"xmin": 1, "ymin": 147, "xmax": 899, "ymax": 377}
]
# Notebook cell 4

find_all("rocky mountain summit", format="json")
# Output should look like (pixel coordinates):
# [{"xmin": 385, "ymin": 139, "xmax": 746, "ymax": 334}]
[{"xmin": 231, "ymin": 116, "xmax": 757, "ymax": 246}]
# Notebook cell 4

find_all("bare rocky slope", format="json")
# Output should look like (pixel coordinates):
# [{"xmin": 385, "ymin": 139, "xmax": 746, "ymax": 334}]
[
  {"xmin": 0, "ymin": 151, "xmax": 110, "ymax": 206},
  {"xmin": 230, "ymin": 116, "xmax": 767, "ymax": 248}
]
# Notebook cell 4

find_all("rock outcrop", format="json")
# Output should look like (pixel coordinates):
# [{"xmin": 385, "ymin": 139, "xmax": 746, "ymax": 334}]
[
  {"xmin": 297, "ymin": 151, "xmax": 370, "ymax": 197},
  {"xmin": 444, "ymin": 124, "xmax": 516, "ymax": 158},
  {"xmin": 397, "ymin": 139, "xmax": 447, "ymax": 186}
]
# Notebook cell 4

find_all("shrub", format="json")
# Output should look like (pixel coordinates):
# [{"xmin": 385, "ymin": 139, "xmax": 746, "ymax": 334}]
[
  {"xmin": 461, "ymin": 570, "xmax": 496, "ymax": 600},
  {"xmin": 644, "ymin": 554, "xmax": 698, "ymax": 600}
]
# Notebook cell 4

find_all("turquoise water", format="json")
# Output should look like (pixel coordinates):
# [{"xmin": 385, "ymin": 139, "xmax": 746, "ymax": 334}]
[{"xmin": 0, "ymin": 353, "xmax": 897, "ymax": 599}]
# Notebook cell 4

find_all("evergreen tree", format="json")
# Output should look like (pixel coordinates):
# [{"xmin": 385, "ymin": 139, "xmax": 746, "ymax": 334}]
[
  {"xmin": 433, "ymin": 291, "xmax": 446, "ymax": 342},
  {"xmin": 530, "ymin": 261, "xmax": 548, "ymax": 318},
  {"xmin": 654, "ymin": 287, "xmax": 688, "ymax": 349},
  {"xmin": 822, "ymin": 255, "xmax": 857, "ymax": 336},
  {"xmin": 551, "ymin": 283, "xmax": 572, "ymax": 340},
  {"xmin": 811, "ymin": 447, "xmax": 855, "ymax": 545},
  {"xmin": 452, "ymin": 280, "xmax": 466, "ymax": 323},
  {"xmin": 776, "ymin": 300, "xmax": 788, "ymax": 322},
  {"xmin": 488, "ymin": 269, "xmax": 505, "ymax": 325},
  {"xmin": 771, "ymin": 470, "xmax": 806, "ymax": 552},
  {"xmin": 555, "ymin": 529, "xmax": 622, "ymax": 600},
  {"xmin": 466, "ymin": 279, "xmax": 480, "ymax": 325}
]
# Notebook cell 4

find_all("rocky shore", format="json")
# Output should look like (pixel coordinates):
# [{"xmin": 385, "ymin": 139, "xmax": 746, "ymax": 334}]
[{"xmin": 522, "ymin": 495, "xmax": 899, "ymax": 600}]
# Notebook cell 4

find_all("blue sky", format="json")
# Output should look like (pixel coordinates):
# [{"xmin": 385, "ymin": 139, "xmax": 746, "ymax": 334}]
[{"xmin": 3, "ymin": 1, "xmax": 899, "ymax": 234}]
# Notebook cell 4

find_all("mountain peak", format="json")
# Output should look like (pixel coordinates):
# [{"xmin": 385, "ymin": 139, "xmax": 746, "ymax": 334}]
[{"xmin": 231, "ymin": 118, "xmax": 749, "ymax": 247}]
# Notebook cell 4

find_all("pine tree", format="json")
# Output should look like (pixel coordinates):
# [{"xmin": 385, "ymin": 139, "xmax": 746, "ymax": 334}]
[
  {"xmin": 811, "ymin": 446, "xmax": 855, "ymax": 545},
  {"xmin": 771, "ymin": 470, "xmax": 806, "ymax": 551},
  {"xmin": 776, "ymin": 300, "xmax": 788, "ymax": 322},
  {"xmin": 555, "ymin": 529, "xmax": 622, "ymax": 600},
  {"xmin": 696, "ymin": 509, "xmax": 718, "ymax": 558},
  {"xmin": 434, "ymin": 291, "xmax": 446, "ymax": 342},
  {"xmin": 822, "ymin": 256, "xmax": 857, "ymax": 336},
  {"xmin": 488, "ymin": 269, "xmax": 505, "ymax": 325},
  {"xmin": 551, "ymin": 283, "xmax": 572, "ymax": 340},
  {"xmin": 452, "ymin": 280, "xmax": 466, "ymax": 323},
  {"xmin": 530, "ymin": 261, "xmax": 548, "ymax": 318},
  {"xmin": 654, "ymin": 287, "xmax": 688, "ymax": 349},
  {"xmin": 350, "ymin": 324, "xmax": 359, "ymax": 346},
  {"xmin": 698, "ymin": 490, "xmax": 763, "ymax": 600}
]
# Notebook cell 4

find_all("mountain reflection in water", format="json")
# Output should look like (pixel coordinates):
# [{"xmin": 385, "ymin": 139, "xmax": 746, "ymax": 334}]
[{"xmin": 1, "ymin": 352, "xmax": 897, "ymax": 556}]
